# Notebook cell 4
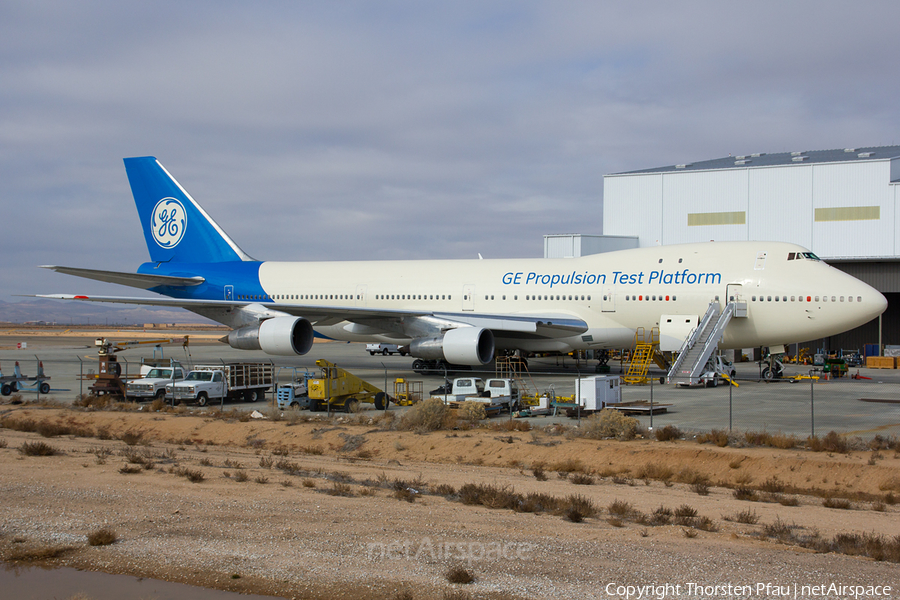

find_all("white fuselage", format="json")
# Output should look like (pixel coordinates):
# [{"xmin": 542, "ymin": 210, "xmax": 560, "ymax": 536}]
[{"xmin": 242, "ymin": 241, "xmax": 885, "ymax": 352}]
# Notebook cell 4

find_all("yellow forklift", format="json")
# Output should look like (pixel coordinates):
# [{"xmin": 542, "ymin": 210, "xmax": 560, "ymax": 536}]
[{"xmin": 307, "ymin": 359, "xmax": 389, "ymax": 412}]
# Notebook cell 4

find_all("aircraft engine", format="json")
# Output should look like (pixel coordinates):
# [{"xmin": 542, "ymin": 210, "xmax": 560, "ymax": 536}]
[
  {"xmin": 225, "ymin": 317, "xmax": 314, "ymax": 356},
  {"xmin": 409, "ymin": 327, "xmax": 494, "ymax": 365}
]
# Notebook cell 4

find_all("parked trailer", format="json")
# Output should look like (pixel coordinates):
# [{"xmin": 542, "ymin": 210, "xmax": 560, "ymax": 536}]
[
  {"xmin": 167, "ymin": 363, "xmax": 273, "ymax": 406},
  {"xmin": 0, "ymin": 360, "xmax": 51, "ymax": 396}
]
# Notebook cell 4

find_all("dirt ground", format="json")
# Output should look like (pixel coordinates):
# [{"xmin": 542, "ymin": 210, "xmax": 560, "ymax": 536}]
[{"xmin": 1, "ymin": 401, "xmax": 899, "ymax": 600}]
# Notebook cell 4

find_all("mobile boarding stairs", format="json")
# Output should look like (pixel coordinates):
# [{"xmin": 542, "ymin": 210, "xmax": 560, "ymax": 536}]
[{"xmin": 667, "ymin": 300, "xmax": 747, "ymax": 386}]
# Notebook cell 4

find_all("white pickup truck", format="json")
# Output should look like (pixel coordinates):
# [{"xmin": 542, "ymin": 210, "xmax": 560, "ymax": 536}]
[
  {"xmin": 167, "ymin": 363, "xmax": 274, "ymax": 406},
  {"xmin": 125, "ymin": 365, "xmax": 186, "ymax": 401},
  {"xmin": 434, "ymin": 377, "xmax": 519, "ymax": 411},
  {"xmin": 365, "ymin": 343, "xmax": 407, "ymax": 356}
]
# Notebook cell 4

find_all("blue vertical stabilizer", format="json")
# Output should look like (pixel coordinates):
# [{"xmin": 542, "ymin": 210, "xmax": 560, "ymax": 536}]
[{"xmin": 124, "ymin": 157, "xmax": 255, "ymax": 264}]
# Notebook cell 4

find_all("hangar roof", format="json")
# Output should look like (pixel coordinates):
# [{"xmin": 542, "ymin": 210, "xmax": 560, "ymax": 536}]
[{"xmin": 612, "ymin": 145, "xmax": 900, "ymax": 175}]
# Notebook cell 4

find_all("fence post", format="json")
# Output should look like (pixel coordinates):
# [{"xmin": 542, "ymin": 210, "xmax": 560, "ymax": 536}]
[
  {"xmin": 728, "ymin": 380, "xmax": 733, "ymax": 432},
  {"xmin": 77, "ymin": 355, "xmax": 83, "ymax": 398},
  {"xmin": 810, "ymin": 376, "xmax": 815, "ymax": 438}
]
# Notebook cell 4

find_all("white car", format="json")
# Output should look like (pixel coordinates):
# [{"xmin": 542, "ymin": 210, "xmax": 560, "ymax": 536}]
[{"xmin": 366, "ymin": 343, "xmax": 407, "ymax": 356}]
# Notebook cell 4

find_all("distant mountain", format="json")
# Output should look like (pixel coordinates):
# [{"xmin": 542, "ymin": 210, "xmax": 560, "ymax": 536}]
[{"xmin": 0, "ymin": 299, "xmax": 216, "ymax": 326}]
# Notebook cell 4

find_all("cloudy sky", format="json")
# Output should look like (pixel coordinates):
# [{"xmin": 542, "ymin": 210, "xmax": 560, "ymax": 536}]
[{"xmin": 3, "ymin": 1, "xmax": 899, "ymax": 306}]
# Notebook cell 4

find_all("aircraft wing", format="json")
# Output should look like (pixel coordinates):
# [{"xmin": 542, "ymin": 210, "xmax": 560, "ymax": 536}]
[
  {"xmin": 35, "ymin": 294, "xmax": 588, "ymax": 338},
  {"xmin": 40, "ymin": 266, "xmax": 205, "ymax": 289}
]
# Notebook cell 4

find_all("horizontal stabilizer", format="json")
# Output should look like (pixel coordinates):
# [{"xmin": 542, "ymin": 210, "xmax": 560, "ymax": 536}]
[{"xmin": 40, "ymin": 266, "xmax": 205, "ymax": 290}]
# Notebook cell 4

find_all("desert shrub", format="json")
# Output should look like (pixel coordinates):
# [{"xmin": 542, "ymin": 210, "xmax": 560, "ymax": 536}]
[
  {"xmin": 823, "ymin": 497, "xmax": 853, "ymax": 510},
  {"xmin": 532, "ymin": 465, "xmax": 547, "ymax": 481},
  {"xmin": 634, "ymin": 462, "xmax": 674, "ymax": 482},
  {"xmin": 433, "ymin": 483, "xmax": 456, "ymax": 496},
  {"xmin": 399, "ymin": 398, "xmax": 452, "ymax": 431},
  {"xmin": 654, "ymin": 425, "xmax": 682, "ymax": 441},
  {"xmin": 456, "ymin": 401, "xmax": 486, "ymax": 423},
  {"xmin": 4, "ymin": 543, "xmax": 77, "ymax": 562},
  {"xmin": 36, "ymin": 421, "xmax": 70, "ymax": 438},
  {"xmin": 550, "ymin": 458, "xmax": 584, "ymax": 473},
  {"xmin": 301, "ymin": 478, "xmax": 316, "ymax": 488},
  {"xmin": 328, "ymin": 481, "xmax": 354, "ymax": 497},
  {"xmin": 86, "ymin": 527, "xmax": 117, "ymax": 546},
  {"xmin": 696, "ymin": 429, "xmax": 730, "ymax": 447},
  {"xmin": 0, "ymin": 416, "xmax": 38, "ymax": 433},
  {"xmin": 579, "ymin": 409, "xmax": 639, "ymax": 440},
  {"xmin": 563, "ymin": 494, "xmax": 599, "ymax": 519},
  {"xmin": 565, "ymin": 507, "xmax": 586, "ymax": 522},
  {"xmin": 19, "ymin": 441, "xmax": 60, "ymax": 456},
  {"xmin": 674, "ymin": 504, "xmax": 698, "ymax": 522},
  {"xmin": 691, "ymin": 481, "xmax": 710, "ymax": 496},
  {"xmin": 724, "ymin": 508, "xmax": 759, "ymax": 524},
  {"xmin": 607, "ymin": 499, "xmax": 634, "ymax": 517},
  {"xmin": 73, "ymin": 394, "xmax": 110, "ymax": 409},
  {"xmin": 869, "ymin": 434, "xmax": 900, "ymax": 451},
  {"xmin": 446, "ymin": 565, "xmax": 475, "ymax": 584},
  {"xmin": 807, "ymin": 431, "xmax": 849, "ymax": 453},
  {"xmin": 675, "ymin": 468, "xmax": 709, "ymax": 486},
  {"xmin": 733, "ymin": 487, "xmax": 758, "ymax": 501},
  {"xmin": 118, "ymin": 464, "xmax": 142, "ymax": 474},
  {"xmin": 650, "ymin": 506, "xmax": 672, "ymax": 526},
  {"xmin": 0, "ymin": 438, "xmax": 6, "ymax": 448},
  {"xmin": 760, "ymin": 476, "xmax": 786, "ymax": 494},
  {"xmin": 119, "ymin": 430, "xmax": 144, "ymax": 446},
  {"xmin": 174, "ymin": 466, "xmax": 205, "ymax": 483},
  {"xmin": 571, "ymin": 473, "xmax": 594, "ymax": 485}
]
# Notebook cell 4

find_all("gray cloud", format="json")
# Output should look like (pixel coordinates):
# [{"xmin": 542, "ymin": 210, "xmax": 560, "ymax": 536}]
[{"xmin": 2, "ymin": 1, "xmax": 899, "ymax": 304}]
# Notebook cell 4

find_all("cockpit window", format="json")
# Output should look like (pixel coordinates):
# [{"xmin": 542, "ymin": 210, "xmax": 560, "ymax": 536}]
[{"xmin": 788, "ymin": 252, "xmax": 821, "ymax": 261}]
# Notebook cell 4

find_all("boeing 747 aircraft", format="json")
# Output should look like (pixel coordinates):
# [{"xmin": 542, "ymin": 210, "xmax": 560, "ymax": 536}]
[{"xmin": 39, "ymin": 157, "xmax": 887, "ymax": 374}]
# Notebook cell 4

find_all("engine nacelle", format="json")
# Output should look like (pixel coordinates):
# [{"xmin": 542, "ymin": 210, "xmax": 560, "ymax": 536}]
[
  {"xmin": 226, "ymin": 317, "xmax": 314, "ymax": 356},
  {"xmin": 409, "ymin": 327, "xmax": 494, "ymax": 365}
]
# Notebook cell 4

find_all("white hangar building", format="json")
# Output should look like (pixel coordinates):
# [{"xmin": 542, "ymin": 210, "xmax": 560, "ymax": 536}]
[{"xmin": 594, "ymin": 145, "xmax": 900, "ymax": 352}]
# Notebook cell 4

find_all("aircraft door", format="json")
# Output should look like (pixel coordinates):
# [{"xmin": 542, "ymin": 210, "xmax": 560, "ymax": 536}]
[
  {"xmin": 463, "ymin": 284, "xmax": 475, "ymax": 311},
  {"xmin": 224, "ymin": 285, "xmax": 234, "ymax": 301},
  {"xmin": 601, "ymin": 286, "xmax": 616, "ymax": 312},
  {"xmin": 726, "ymin": 284, "xmax": 743, "ymax": 303},
  {"xmin": 356, "ymin": 285, "xmax": 367, "ymax": 307}
]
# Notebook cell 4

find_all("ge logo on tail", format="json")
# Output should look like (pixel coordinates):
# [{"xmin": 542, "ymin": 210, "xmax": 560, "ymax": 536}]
[{"xmin": 151, "ymin": 198, "xmax": 187, "ymax": 248}]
